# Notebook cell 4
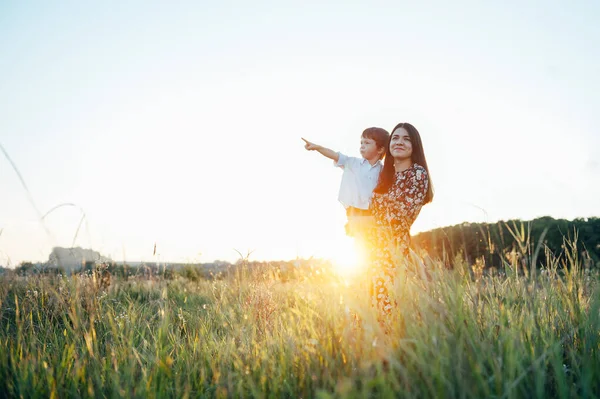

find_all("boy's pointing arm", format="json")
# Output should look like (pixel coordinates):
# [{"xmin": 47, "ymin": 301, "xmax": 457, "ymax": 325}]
[{"xmin": 301, "ymin": 138, "xmax": 340, "ymax": 163}]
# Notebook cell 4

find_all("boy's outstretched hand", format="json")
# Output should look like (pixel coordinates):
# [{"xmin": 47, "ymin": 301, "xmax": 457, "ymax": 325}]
[
  {"xmin": 301, "ymin": 138, "xmax": 339, "ymax": 162},
  {"xmin": 302, "ymin": 138, "xmax": 319, "ymax": 151}
]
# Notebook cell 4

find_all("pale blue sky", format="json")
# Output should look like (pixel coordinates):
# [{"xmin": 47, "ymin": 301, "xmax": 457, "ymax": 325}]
[{"xmin": 1, "ymin": 1, "xmax": 599, "ymax": 267}]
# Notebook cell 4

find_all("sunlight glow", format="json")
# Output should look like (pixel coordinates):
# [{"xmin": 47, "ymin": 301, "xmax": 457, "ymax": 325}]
[{"xmin": 330, "ymin": 236, "xmax": 366, "ymax": 276}]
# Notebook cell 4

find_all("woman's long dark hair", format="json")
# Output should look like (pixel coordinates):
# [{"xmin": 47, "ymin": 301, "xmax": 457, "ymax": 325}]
[{"xmin": 373, "ymin": 122, "xmax": 434, "ymax": 204}]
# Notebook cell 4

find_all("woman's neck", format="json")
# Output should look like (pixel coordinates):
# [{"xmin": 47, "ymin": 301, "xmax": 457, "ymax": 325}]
[{"xmin": 394, "ymin": 158, "xmax": 412, "ymax": 173}]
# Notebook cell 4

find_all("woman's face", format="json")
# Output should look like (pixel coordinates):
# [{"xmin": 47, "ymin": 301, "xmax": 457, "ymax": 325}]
[{"xmin": 390, "ymin": 127, "xmax": 413, "ymax": 161}]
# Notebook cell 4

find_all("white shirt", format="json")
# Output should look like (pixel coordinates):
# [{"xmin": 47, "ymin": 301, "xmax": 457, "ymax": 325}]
[{"xmin": 334, "ymin": 152, "xmax": 382, "ymax": 210}]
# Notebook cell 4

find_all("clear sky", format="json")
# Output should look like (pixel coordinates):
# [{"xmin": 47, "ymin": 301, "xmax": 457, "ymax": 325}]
[{"xmin": 1, "ymin": 1, "xmax": 599, "ymax": 267}]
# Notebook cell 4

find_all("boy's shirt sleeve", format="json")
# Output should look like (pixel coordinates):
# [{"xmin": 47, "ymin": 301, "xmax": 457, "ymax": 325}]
[{"xmin": 334, "ymin": 152, "xmax": 359, "ymax": 171}]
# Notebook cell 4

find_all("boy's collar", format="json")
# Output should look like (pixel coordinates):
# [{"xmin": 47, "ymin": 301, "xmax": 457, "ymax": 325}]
[{"xmin": 361, "ymin": 158, "xmax": 382, "ymax": 167}]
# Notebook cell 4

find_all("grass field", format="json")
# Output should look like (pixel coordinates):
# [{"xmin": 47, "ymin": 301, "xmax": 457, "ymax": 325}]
[{"xmin": 1, "ymin": 239, "xmax": 599, "ymax": 398}]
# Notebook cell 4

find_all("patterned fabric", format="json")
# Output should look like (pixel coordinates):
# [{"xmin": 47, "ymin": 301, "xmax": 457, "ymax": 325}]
[{"xmin": 368, "ymin": 163, "xmax": 429, "ymax": 314}]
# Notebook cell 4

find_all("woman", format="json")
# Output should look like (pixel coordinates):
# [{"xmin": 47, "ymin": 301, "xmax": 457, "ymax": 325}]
[{"xmin": 369, "ymin": 122, "xmax": 434, "ymax": 314}]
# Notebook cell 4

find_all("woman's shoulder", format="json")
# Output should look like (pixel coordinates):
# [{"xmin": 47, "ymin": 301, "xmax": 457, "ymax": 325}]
[
  {"xmin": 410, "ymin": 163, "xmax": 428, "ymax": 179},
  {"xmin": 411, "ymin": 163, "xmax": 426, "ymax": 172}
]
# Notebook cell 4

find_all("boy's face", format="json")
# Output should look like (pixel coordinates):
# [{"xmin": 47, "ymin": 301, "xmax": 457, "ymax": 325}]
[{"xmin": 360, "ymin": 137, "xmax": 384, "ymax": 161}]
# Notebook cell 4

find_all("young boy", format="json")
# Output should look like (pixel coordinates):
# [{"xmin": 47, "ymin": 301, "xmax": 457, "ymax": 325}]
[{"xmin": 302, "ymin": 127, "xmax": 390, "ymax": 236}]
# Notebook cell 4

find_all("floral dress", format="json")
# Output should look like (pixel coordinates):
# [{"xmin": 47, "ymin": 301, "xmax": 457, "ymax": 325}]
[{"xmin": 368, "ymin": 163, "xmax": 429, "ymax": 314}]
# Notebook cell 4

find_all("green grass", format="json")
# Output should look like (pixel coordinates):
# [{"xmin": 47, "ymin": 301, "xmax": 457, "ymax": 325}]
[{"xmin": 1, "ymin": 243, "xmax": 599, "ymax": 398}]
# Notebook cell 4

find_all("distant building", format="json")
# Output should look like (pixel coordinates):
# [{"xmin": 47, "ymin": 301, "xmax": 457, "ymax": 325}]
[{"xmin": 48, "ymin": 247, "xmax": 111, "ymax": 273}]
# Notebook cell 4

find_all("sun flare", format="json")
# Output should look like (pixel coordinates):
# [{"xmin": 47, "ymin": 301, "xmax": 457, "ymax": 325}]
[{"xmin": 330, "ymin": 236, "xmax": 367, "ymax": 276}]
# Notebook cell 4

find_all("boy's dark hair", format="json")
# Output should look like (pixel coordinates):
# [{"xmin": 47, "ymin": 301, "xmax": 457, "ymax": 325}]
[{"xmin": 361, "ymin": 127, "xmax": 390, "ymax": 150}]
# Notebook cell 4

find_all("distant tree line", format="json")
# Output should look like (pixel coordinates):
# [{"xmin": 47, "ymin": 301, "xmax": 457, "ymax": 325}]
[
  {"xmin": 7, "ymin": 257, "xmax": 336, "ymax": 283},
  {"xmin": 411, "ymin": 216, "xmax": 600, "ymax": 269},
  {"xmin": 7, "ymin": 216, "xmax": 598, "ymax": 277}
]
